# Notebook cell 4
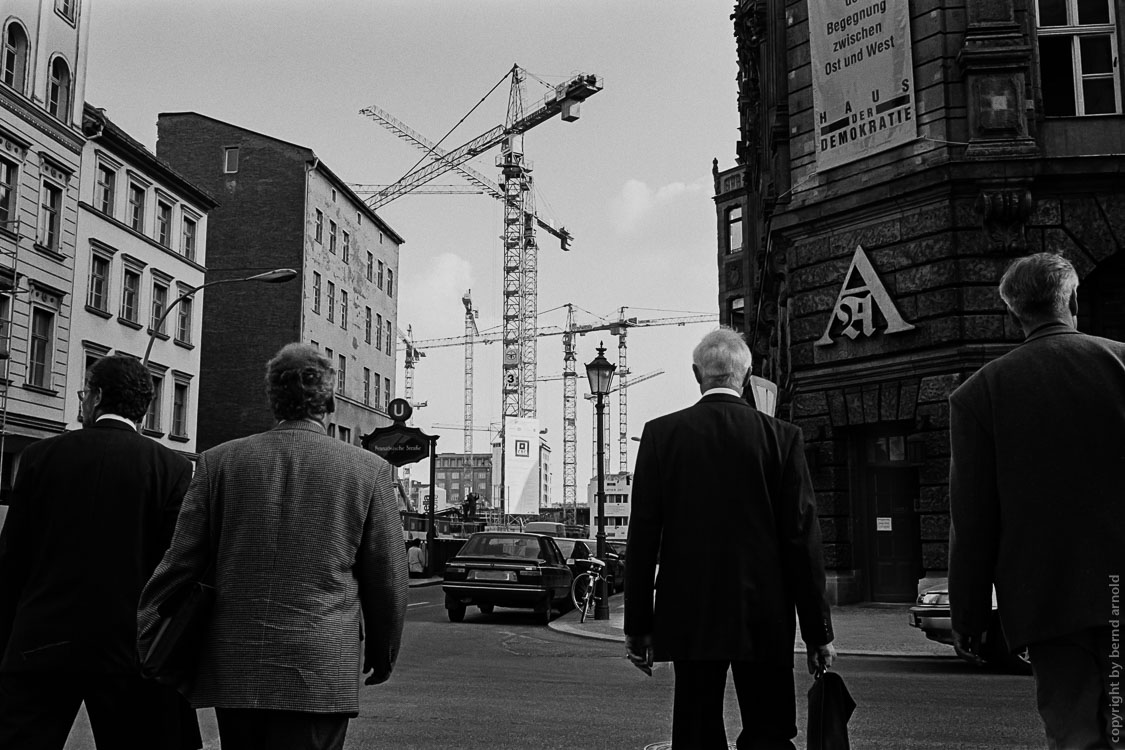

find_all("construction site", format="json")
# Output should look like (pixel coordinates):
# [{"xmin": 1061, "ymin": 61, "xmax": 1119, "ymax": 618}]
[{"xmin": 356, "ymin": 65, "xmax": 716, "ymax": 531}]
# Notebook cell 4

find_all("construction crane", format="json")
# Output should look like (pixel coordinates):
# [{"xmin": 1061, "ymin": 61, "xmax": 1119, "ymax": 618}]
[
  {"xmin": 584, "ymin": 368, "xmax": 665, "ymax": 485},
  {"xmin": 360, "ymin": 64, "xmax": 603, "ymax": 423},
  {"xmin": 462, "ymin": 290, "xmax": 479, "ymax": 453},
  {"xmin": 411, "ymin": 308, "xmax": 715, "ymax": 519}
]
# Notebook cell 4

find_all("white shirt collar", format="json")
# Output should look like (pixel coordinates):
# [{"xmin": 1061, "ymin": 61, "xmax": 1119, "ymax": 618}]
[
  {"xmin": 701, "ymin": 387, "xmax": 743, "ymax": 399},
  {"xmin": 96, "ymin": 413, "xmax": 138, "ymax": 431}
]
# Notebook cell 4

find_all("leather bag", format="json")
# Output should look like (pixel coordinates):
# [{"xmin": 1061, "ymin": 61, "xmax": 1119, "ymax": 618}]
[
  {"xmin": 806, "ymin": 668, "xmax": 857, "ymax": 750},
  {"xmin": 140, "ymin": 573, "xmax": 215, "ymax": 694}
]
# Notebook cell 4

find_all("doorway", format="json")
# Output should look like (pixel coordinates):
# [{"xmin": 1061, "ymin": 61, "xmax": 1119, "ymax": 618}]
[{"xmin": 861, "ymin": 435, "xmax": 921, "ymax": 603}]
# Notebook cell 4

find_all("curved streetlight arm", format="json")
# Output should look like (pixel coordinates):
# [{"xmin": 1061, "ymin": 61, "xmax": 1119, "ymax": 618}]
[{"xmin": 142, "ymin": 268, "xmax": 297, "ymax": 365}]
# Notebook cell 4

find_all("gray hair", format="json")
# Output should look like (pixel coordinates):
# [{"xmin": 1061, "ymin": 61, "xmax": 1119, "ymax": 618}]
[
  {"xmin": 692, "ymin": 328, "xmax": 751, "ymax": 387},
  {"xmin": 998, "ymin": 252, "xmax": 1078, "ymax": 322}
]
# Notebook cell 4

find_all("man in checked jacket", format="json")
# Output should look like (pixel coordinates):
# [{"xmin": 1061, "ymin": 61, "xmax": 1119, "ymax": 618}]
[{"xmin": 139, "ymin": 343, "xmax": 408, "ymax": 750}]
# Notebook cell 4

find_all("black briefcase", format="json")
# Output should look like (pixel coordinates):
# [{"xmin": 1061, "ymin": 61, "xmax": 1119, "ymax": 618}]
[
  {"xmin": 807, "ymin": 669, "xmax": 857, "ymax": 750},
  {"xmin": 140, "ymin": 579, "xmax": 215, "ymax": 693}
]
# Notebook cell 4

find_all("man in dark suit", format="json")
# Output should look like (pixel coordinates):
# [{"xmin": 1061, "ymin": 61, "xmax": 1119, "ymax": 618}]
[
  {"xmin": 0, "ymin": 354, "xmax": 198, "ymax": 750},
  {"xmin": 949, "ymin": 252, "xmax": 1125, "ymax": 750},
  {"xmin": 139, "ymin": 343, "xmax": 408, "ymax": 750},
  {"xmin": 625, "ymin": 328, "xmax": 835, "ymax": 750}
]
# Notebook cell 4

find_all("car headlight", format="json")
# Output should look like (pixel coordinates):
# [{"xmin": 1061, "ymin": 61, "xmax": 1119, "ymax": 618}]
[{"xmin": 918, "ymin": 591, "xmax": 950, "ymax": 606}]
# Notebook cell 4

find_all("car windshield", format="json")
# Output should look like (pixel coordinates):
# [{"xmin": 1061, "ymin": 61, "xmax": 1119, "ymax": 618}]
[{"xmin": 460, "ymin": 534, "xmax": 543, "ymax": 560}]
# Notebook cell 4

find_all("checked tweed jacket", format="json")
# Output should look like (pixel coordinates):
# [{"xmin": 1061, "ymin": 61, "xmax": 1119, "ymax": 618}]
[{"xmin": 138, "ymin": 420, "xmax": 408, "ymax": 714}]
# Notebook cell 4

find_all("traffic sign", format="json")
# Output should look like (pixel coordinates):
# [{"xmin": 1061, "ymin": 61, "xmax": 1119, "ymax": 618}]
[
  {"xmin": 387, "ymin": 398, "xmax": 413, "ymax": 423},
  {"xmin": 361, "ymin": 423, "xmax": 433, "ymax": 467}
]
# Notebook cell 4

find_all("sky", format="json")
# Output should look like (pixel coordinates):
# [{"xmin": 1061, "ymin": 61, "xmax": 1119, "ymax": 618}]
[{"xmin": 85, "ymin": 0, "xmax": 740, "ymax": 503}]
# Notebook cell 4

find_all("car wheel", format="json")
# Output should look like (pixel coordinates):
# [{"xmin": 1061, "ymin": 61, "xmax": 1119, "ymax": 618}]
[
  {"xmin": 538, "ymin": 597, "xmax": 553, "ymax": 625},
  {"xmin": 447, "ymin": 603, "xmax": 466, "ymax": 623},
  {"xmin": 478, "ymin": 603, "xmax": 495, "ymax": 615}
]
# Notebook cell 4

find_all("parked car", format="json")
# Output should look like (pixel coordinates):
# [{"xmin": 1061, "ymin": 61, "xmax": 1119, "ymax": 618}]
[
  {"xmin": 553, "ymin": 537, "xmax": 625, "ymax": 593},
  {"xmin": 909, "ymin": 582, "xmax": 1031, "ymax": 674},
  {"xmin": 442, "ymin": 532, "xmax": 573, "ymax": 624}
]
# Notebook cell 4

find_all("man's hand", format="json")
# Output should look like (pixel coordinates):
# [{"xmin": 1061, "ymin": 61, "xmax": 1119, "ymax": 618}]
[
  {"xmin": 807, "ymin": 642, "xmax": 836, "ymax": 675},
  {"xmin": 363, "ymin": 659, "xmax": 392, "ymax": 686},
  {"xmin": 952, "ymin": 630, "xmax": 987, "ymax": 667},
  {"xmin": 626, "ymin": 634, "xmax": 654, "ymax": 676}
]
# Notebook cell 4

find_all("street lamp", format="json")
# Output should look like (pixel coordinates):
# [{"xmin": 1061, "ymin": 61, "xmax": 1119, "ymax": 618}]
[
  {"xmin": 585, "ymin": 341, "xmax": 616, "ymax": 621},
  {"xmin": 142, "ymin": 268, "xmax": 298, "ymax": 365}
]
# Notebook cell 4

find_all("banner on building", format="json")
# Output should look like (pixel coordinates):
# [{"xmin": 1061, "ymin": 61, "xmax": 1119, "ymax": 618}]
[
  {"xmin": 503, "ymin": 417, "xmax": 540, "ymax": 516},
  {"xmin": 807, "ymin": 0, "xmax": 917, "ymax": 171}
]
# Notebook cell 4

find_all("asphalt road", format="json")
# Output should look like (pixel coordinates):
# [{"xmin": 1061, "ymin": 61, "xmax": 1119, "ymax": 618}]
[{"xmin": 64, "ymin": 584, "xmax": 1045, "ymax": 749}]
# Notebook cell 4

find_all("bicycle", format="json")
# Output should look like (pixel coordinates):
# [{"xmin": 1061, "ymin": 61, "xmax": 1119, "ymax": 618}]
[{"xmin": 570, "ymin": 557, "xmax": 608, "ymax": 623}]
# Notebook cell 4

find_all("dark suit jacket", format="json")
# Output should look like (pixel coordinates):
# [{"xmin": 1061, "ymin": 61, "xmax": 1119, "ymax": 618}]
[
  {"xmin": 0, "ymin": 420, "xmax": 192, "ymax": 672},
  {"xmin": 949, "ymin": 323, "xmax": 1125, "ymax": 649},
  {"xmin": 138, "ymin": 420, "xmax": 409, "ymax": 714},
  {"xmin": 624, "ymin": 392, "xmax": 833, "ymax": 664}
]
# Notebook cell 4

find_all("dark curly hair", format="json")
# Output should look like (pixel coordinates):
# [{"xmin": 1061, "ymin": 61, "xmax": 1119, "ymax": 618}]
[
  {"xmin": 266, "ymin": 343, "xmax": 335, "ymax": 421},
  {"xmin": 87, "ymin": 355, "xmax": 154, "ymax": 422}
]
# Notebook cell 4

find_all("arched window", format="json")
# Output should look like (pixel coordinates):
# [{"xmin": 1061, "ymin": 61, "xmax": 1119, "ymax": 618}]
[
  {"xmin": 2, "ymin": 22, "xmax": 30, "ymax": 94},
  {"xmin": 47, "ymin": 57, "xmax": 71, "ymax": 121}
]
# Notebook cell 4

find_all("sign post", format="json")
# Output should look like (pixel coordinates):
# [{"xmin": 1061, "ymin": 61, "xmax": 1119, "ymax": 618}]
[{"xmin": 361, "ymin": 398, "xmax": 439, "ymax": 575}]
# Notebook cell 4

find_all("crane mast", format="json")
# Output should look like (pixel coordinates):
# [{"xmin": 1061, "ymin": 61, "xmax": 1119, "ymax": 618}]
[
  {"xmin": 562, "ymin": 305, "xmax": 579, "ymax": 524},
  {"xmin": 462, "ymin": 291, "xmax": 479, "ymax": 453}
]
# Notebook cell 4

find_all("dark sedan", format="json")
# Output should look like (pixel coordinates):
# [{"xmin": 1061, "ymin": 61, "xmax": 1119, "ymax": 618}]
[
  {"xmin": 442, "ymin": 532, "xmax": 573, "ymax": 624},
  {"xmin": 553, "ymin": 537, "xmax": 625, "ymax": 593}
]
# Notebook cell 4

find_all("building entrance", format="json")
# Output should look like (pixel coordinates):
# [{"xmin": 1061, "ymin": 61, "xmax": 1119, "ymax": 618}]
[{"xmin": 862, "ymin": 435, "xmax": 921, "ymax": 602}]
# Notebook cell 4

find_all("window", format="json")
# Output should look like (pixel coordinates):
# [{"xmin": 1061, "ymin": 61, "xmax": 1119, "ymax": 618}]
[
  {"xmin": 384, "ymin": 376, "xmax": 391, "ymax": 410},
  {"xmin": 2, "ymin": 23, "xmax": 29, "ymax": 94},
  {"xmin": 342, "ymin": 231, "xmax": 350, "ymax": 263},
  {"xmin": 386, "ymin": 320, "xmax": 393, "ymax": 355},
  {"xmin": 726, "ymin": 205, "xmax": 743, "ymax": 254},
  {"xmin": 363, "ymin": 368, "xmax": 371, "ymax": 405},
  {"xmin": 366, "ymin": 252, "xmax": 374, "ymax": 281},
  {"xmin": 728, "ymin": 297, "xmax": 746, "ymax": 333},
  {"xmin": 314, "ymin": 210, "xmax": 323, "ymax": 243},
  {"xmin": 144, "ymin": 374, "xmax": 163, "ymax": 432},
  {"xmin": 327, "ymin": 281, "xmax": 335, "ymax": 323},
  {"xmin": 377, "ymin": 260, "xmax": 384, "ymax": 289},
  {"xmin": 176, "ymin": 295, "xmax": 192, "ymax": 344},
  {"xmin": 171, "ymin": 382, "xmax": 189, "ymax": 437},
  {"xmin": 340, "ymin": 289, "xmax": 348, "ymax": 329},
  {"xmin": 95, "ymin": 164, "xmax": 115, "ymax": 217},
  {"xmin": 121, "ymin": 268, "xmax": 140, "ymax": 322},
  {"xmin": 181, "ymin": 215, "xmax": 197, "ymax": 261},
  {"xmin": 47, "ymin": 57, "xmax": 71, "ymax": 121},
  {"xmin": 129, "ymin": 184, "xmax": 145, "ymax": 232},
  {"xmin": 156, "ymin": 201, "xmax": 172, "ymax": 247},
  {"xmin": 329, "ymin": 220, "xmax": 337, "ymax": 254},
  {"xmin": 387, "ymin": 269, "xmax": 394, "ymax": 297},
  {"xmin": 55, "ymin": 0, "xmax": 76, "ymax": 21},
  {"xmin": 28, "ymin": 308, "xmax": 54, "ymax": 388},
  {"xmin": 338, "ymin": 426, "xmax": 351, "ymax": 444},
  {"xmin": 0, "ymin": 157, "xmax": 17, "ymax": 228},
  {"xmin": 373, "ymin": 371, "xmax": 381, "ymax": 407},
  {"xmin": 39, "ymin": 182, "xmax": 62, "ymax": 251},
  {"xmin": 365, "ymin": 307, "xmax": 372, "ymax": 344},
  {"xmin": 337, "ymin": 354, "xmax": 346, "ymax": 395},
  {"xmin": 375, "ymin": 313, "xmax": 383, "ymax": 350},
  {"xmin": 151, "ymin": 281, "xmax": 168, "ymax": 334},
  {"xmin": 312, "ymin": 272, "xmax": 321, "ymax": 314},
  {"xmin": 1037, "ymin": 0, "xmax": 1121, "ymax": 115},
  {"xmin": 0, "ymin": 294, "xmax": 10, "ymax": 356},
  {"xmin": 87, "ymin": 254, "xmax": 110, "ymax": 312},
  {"xmin": 223, "ymin": 147, "xmax": 239, "ymax": 173}
]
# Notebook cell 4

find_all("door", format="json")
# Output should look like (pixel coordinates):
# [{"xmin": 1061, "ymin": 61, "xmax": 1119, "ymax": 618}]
[{"xmin": 867, "ymin": 467, "xmax": 920, "ymax": 602}]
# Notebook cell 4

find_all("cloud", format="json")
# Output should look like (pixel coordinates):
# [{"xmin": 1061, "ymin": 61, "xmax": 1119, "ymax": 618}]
[
  {"xmin": 609, "ymin": 178, "xmax": 709, "ymax": 235},
  {"xmin": 399, "ymin": 252, "xmax": 474, "ymax": 341}
]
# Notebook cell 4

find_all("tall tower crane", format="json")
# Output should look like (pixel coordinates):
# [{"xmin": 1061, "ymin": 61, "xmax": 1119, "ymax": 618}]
[
  {"xmin": 584, "ymin": 368, "xmax": 665, "ymax": 484},
  {"xmin": 360, "ymin": 65, "xmax": 602, "ymax": 424},
  {"xmin": 462, "ymin": 291, "xmax": 479, "ymax": 453},
  {"xmin": 397, "ymin": 326, "xmax": 426, "ymax": 415}
]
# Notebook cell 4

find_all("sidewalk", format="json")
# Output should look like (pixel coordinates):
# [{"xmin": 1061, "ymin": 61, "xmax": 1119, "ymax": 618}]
[{"xmin": 548, "ymin": 595, "xmax": 955, "ymax": 658}]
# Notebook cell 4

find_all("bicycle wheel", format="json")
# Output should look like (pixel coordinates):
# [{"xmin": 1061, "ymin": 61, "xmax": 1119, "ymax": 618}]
[{"xmin": 571, "ymin": 573, "xmax": 596, "ymax": 622}]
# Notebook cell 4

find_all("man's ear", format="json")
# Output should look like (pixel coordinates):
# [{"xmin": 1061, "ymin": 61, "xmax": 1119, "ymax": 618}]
[
  {"xmin": 691, "ymin": 364, "xmax": 702, "ymax": 384},
  {"xmin": 1069, "ymin": 289, "xmax": 1079, "ymax": 318}
]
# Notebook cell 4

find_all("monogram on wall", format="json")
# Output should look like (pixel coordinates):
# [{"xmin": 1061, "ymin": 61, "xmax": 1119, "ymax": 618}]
[{"xmin": 815, "ymin": 245, "xmax": 915, "ymax": 346}]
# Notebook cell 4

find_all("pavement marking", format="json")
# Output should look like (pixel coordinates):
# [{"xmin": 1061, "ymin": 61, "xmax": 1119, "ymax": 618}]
[{"xmin": 407, "ymin": 602, "xmax": 435, "ymax": 608}]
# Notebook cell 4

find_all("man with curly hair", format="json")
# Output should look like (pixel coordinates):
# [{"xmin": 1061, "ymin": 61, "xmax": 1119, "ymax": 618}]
[
  {"xmin": 0, "ymin": 354, "xmax": 198, "ymax": 749},
  {"xmin": 139, "ymin": 342, "xmax": 408, "ymax": 750}
]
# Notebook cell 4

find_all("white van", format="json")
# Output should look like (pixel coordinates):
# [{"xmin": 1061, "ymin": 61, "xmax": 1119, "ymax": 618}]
[{"xmin": 523, "ymin": 521, "xmax": 566, "ymax": 536}]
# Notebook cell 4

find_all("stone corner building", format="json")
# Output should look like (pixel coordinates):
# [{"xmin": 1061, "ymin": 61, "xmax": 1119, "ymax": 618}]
[{"xmin": 716, "ymin": 0, "xmax": 1125, "ymax": 603}]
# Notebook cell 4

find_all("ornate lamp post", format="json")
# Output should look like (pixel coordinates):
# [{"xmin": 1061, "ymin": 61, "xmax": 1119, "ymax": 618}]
[
  {"xmin": 585, "ymin": 342, "xmax": 616, "ymax": 621},
  {"xmin": 142, "ymin": 268, "xmax": 297, "ymax": 365}
]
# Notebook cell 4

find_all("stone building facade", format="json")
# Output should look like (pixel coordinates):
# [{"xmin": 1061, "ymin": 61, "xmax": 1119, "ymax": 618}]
[{"xmin": 716, "ymin": 0, "xmax": 1125, "ymax": 602}]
